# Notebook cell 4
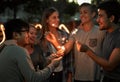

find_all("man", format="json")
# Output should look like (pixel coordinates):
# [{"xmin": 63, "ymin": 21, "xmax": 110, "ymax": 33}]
[
  {"xmin": 76, "ymin": 1, "xmax": 120, "ymax": 82},
  {"xmin": 0, "ymin": 19, "xmax": 62, "ymax": 82}
]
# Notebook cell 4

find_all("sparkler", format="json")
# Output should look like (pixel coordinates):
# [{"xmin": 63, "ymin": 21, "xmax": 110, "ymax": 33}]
[
  {"xmin": 71, "ymin": 28, "xmax": 78, "ymax": 35},
  {"xmin": 59, "ymin": 24, "xmax": 70, "ymax": 34},
  {"xmin": 35, "ymin": 24, "xmax": 42, "ymax": 29},
  {"xmin": 0, "ymin": 24, "xmax": 6, "ymax": 45}
]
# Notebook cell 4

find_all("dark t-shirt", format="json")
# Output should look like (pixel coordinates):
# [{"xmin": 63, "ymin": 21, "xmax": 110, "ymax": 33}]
[{"xmin": 102, "ymin": 28, "xmax": 120, "ymax": 79}]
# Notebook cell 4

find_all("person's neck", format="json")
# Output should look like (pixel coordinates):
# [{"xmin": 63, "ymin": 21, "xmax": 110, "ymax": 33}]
[
  {"xmin": 81, "ymin": 22, "xmax": 94, "ymax": 32},
  {"xmin": 25, "ymin": 44, "xmax": 34, "ymax": 55},
  {"xmin": 107, "ymin": 23, "xmax": 119, "ymax": 33},
  {"xmin": 49, "ymin": 27, "xmax": 57, "ymax": 32},
  {"xmin": 49, "ymin": 27, "xmax": 59, "ymax": 39}
]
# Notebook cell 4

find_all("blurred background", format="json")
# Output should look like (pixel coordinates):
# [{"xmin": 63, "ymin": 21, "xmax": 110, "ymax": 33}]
[
  {"xmin": 0, "ymin": 0, "xmax": 120, "ymax": 24},
  {"xmin": 0, "ymin": 0, "xmax": 120, "ymax": 42}
]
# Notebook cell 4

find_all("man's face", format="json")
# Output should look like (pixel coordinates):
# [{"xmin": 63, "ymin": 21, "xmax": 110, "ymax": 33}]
[
  {"xmin": 97, "ymin": 9, "xmax": 111, "ymax": 30},
  {"xmin": 17, "ymin": 28, "xmax": 29, "ymax": 46}
]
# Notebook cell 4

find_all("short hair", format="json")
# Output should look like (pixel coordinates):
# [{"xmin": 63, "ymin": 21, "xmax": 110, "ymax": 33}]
[
  {"xmin": 98, "ymin": 0, "xmax": 120, "ymax": 24},
  {"xmin": 79, "ymin": 3, "xmax": 97, "ymax": 17},
  {"xmin": 4, "ymin": 19, "xmax": 29, "ymax": 40}
]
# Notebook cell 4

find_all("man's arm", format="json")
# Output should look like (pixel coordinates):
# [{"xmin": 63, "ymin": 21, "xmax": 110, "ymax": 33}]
[
  {"xmin": 86, "ymin": 48, "xmax": 120, "ymax": 71},
  {"xmin": 76, "ymin": 41, "xmax": 120, "ymax": 71},
  {"xmin": 16, "ymin": 47, "xmax": 62, "ymax": 82}
]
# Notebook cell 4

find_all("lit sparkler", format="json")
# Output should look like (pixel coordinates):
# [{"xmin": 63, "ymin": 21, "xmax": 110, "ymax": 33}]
[
  {"xmin": 0, "ymin": 24, "xmax": 6, "ymax": 45},
  {"xmin": 59, "ymin": 24, "xmax": 70, "ymax": 34},
  {"xmin": 71, "ymin": 28, "xmax": 78, "ymax": 35}
]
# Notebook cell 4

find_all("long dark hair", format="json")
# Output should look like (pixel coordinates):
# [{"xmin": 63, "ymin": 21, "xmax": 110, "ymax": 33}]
[
  {"xmin": 39, "ymin": 7, "xmax": 58, "ymax": 51},
  {"xmin": 41, "ymin": 7, "xmax": 58, "ymax": 39}
]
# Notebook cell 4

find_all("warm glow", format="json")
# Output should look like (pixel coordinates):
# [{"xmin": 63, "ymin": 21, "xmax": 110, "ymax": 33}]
[
  {"xmin": 35, "ymin": 24, "xmax": 42, "ymax": 29},
  {"xmin": 68, "ymin": 0, "xmax": 73, "ymax": 3},
  {"xmin": 77, "ymin": 0, "xmax": 91, "ymax": 5},
  {"xmin": 0, "ymin": 24, "xmax": 6, "ymax": 45},
  {"xmin": 59, "ymin": 24, "xmax": 70, "ymax": 34},
  {"xmin": 53, "ymin": 0, "xmax": 57, "ymax": 2}
]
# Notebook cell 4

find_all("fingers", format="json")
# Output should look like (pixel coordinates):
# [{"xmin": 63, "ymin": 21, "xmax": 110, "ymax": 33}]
[
  {"xmin": 56, "ymin": 49, "xmax": 64, "ymax": 56},
  {"xmin": 45, "ymin": 32, "xmax": 56, "ymax": 41},
  {"xmin": 54, "ymin": 56, "xmax": 63, "ymax": 61},
  {"xmin": 45, "ymin": 32, "xmax": 52, "ymax": 41},
  {"xmin": 75, "ymin": 40, "xmax": 81, "ymax": 51}
]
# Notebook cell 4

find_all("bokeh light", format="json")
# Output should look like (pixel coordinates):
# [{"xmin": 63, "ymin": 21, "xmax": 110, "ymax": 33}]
[{"xmin": 77, "ymin": 0, "xmax": 91, "ymax": 5}]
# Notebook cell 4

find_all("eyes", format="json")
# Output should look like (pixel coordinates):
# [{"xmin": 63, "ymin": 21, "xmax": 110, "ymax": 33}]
[
  {"xmin": 80, "ymin": 11, "xmax": 88, "ymax": 15},
  {"xmin": 98, "ymin": 14, "xmax": 103, "ymax": 18},
  {"xmin": 51, "ymin": 15, "xmax": 59, "ymax": 20}
]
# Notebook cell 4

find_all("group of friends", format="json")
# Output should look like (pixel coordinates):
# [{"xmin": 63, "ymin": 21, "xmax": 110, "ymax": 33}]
[{"xmin": 0, "ymin": 0, "xmax": 120, "ymax": 82}]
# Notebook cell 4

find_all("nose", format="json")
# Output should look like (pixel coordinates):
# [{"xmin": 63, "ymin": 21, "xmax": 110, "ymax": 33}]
[
  {"xmin": 26, "ymin": 32, "xmax": 29, "ymax": 38},
  {"xmin": 57, "ymin": 18, "xmax": 59, "ymax": 22},
  {"xmin": 96, "ymin": 17, "xmax": 99, "ymax": 23}
]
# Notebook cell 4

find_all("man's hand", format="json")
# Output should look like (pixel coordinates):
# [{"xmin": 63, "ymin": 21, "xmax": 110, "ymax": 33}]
[
  {"xmin": 51, "ymin": 56, "xmax": 63, "ymax": 68},
  {"xmin": 76, "ymin": 41, "xmax": 89, "ymax": 52}
]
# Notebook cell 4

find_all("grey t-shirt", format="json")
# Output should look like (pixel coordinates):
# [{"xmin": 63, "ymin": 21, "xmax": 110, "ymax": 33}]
[{"xmin": 72, "ymin": 25, "xmax": 105, "ymax": 81}]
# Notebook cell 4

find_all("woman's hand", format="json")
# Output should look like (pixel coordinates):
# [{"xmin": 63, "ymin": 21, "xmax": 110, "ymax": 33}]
[
  {"xmin": 45, "ymin": 32, "xmax": 58, "ymax": 44},
  {"xmin": 76, "ymin": 41, "xmax": 82, "ymax": 51}
]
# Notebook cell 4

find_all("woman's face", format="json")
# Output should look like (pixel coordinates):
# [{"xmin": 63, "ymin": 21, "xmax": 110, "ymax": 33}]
[
  {"xmin": 80, "ymin": 6, "xmax": 95, "ymax": 24},
  {"xmin": 47, "ymin": 11, "xmax": 60, "ymax": 28},
  {"xmin": 28, "ymin": 27, "xmax": 37, "ymax": 44}
]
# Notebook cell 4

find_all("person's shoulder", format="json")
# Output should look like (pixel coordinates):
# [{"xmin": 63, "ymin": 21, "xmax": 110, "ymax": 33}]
[{"xmin": 8, "ymin": 45, "xmax": 27, "ymax": 54}]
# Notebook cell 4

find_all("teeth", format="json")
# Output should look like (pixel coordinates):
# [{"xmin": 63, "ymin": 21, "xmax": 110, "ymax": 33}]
[{"xmin": 52, "ymin": 24, "xmax": 55, "ymax": 26}]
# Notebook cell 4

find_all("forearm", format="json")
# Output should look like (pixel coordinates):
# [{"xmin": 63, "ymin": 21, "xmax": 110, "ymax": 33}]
[
  {"xmin": 86, "ymin": 49, "xmax": 113, "ymax": 71},
  {"xmin": 67, "ymin": 72, "xmax": 73, "ymax": 82},
  {"xmin": 64, "ymin": 40, "xmax": 74, "ymax": 54}
]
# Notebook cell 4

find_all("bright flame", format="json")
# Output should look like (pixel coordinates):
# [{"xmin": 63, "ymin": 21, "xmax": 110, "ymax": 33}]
[
  {"xmin": 59, "ymin": 24, "xmax": 70, "ymax": 34},
  {"xmin": 0, "ymin": 24, "xmax": 6, "ymax": 45}
]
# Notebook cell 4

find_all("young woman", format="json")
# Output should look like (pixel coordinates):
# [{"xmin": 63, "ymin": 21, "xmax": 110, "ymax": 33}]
[
  {"xmin": 25, "ymin": 24, "xmax": 47, "ymax": 70},
  {"xmin": 39, "ymin": 7, "xmax": 73, "ymax": 82}
]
